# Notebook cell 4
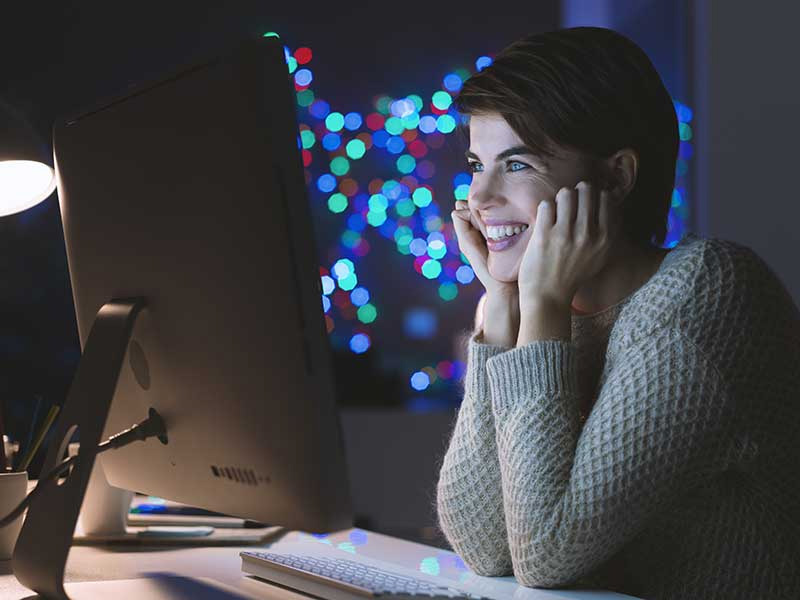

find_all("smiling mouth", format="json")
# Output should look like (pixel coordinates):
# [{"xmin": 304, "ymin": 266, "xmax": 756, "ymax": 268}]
[{"xmin": 484, "ymin": 223, "xmax": 529, "ymax": 241}]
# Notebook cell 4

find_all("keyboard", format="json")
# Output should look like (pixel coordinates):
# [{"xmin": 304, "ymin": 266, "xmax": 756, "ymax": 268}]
[{"xmin": 240, "ymin": 551, "xmax": 488, "ymax": 600}]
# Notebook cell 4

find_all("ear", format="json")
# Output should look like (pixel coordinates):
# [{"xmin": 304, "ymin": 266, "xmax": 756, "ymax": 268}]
[{"xmin": 602, "ymin": 148, "xmax": 638, "ymax": 205}]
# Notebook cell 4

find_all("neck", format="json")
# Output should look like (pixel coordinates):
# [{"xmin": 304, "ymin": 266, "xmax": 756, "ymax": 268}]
[{"xmin": 570, "ymin": 238, "xmax": 669, "ymax": 316}]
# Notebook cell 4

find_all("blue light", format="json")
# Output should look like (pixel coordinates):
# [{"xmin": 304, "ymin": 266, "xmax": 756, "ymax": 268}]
[
  {"xmin": 382, "ymin": 180, "xmax": 403, "ymax": 200},
  {"xmin": 344, "ymin": 112, "xmax": 363, "ymax": 130},
  {"xmin": 426, "ymin": 231, "xmax": 445, "ymax": 244},
  {"xmin": 322, "ymin": 295, "xmax": 331, "ymax": 313},
  {"xmin": 350, "ymin": 333, "xmax": 370, "ymax": 354},
  {"xmin": 309, "ymin": 99, "xmax": 331, "ymax": 119},
  {"xmin": 372, "ymin": 130, "xmax": 390, "ymax": 148},
  {"xmin": 410, "ymin": 371, "xmax": 430, "ymax": 391},
  {"xmin": 453, "ymin": 172, "xmax": 471, "ymax": 187},
  {"xmin": 404, "ymin": 308, "xmax": 437, "ymax": 339},
  {"xmin": 283, "ymin": 46, "xmax": 291, "ymax": 61},
  {"xmin": 475, "ymin": 56, "xmax": 492, "ymax": 71},
  {"xmin": 295, "ymin": 68, "xmax": 313, "ymax": 86},
  {"xmin": 391, "ymin": 98, "xmax": 416, "ymax": 118},
  {"xmin": 675, "ymin": 102, "xmax": 693, "ymax": 123},
  {"xmin": 321, "ymin": 275, "xmax": 335, "ymax": 295},
  {"xmin": 386, "ymin": 136, "xmax": 406, "ymax": 154},
  {"xmin": 347, "ymin": 213, "xmax": 367, "ymax": 232},
  {"xmin": 378, "ymin": 218, "xmax": 398, "ymax": 239},
  {"xmin": 409, "ymin": 238, "xmax": 428, "ymax": 256},
  {"xmin": 455, "ymin": 265, "xmax": 475, "ymax": 284},
  {"xmin": 333, "ymin": 259, "xmax": 353, "ymax": 279},
  {"xmin": 350, "ymin": 287, "xmax": 370, "ymax": 306},
  {"xmin": 443, "ymin": 73, "xmax": 463, "ymax": 92},
  {"xmin": 322, "ymin": 133, "xmax": 342, "ymax": 151},
  {"xmin": 317, "ymin": 174, "xmax": 337, "ymax": 193},
  {"xmin": 419, "ymin": 115, "xmax": 437, "ymax": 134}
]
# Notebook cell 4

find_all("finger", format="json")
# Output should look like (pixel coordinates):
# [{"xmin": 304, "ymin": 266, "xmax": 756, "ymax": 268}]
[
  {"xmin": 533, "ymin": 199, "xmax": 554, "ymax": 240},
  {"xmin": 555, "ymin": 187, "xmax": 577, "ymax": 232},
  {"xmin": 574, "ymin": 180, "xmax": 596, "ymax": 237}
]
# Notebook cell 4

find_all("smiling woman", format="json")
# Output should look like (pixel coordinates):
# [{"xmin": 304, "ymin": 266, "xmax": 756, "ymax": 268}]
[{"xmin": 436, "ymin": 26, "xmax": 800, "ymax": 600}]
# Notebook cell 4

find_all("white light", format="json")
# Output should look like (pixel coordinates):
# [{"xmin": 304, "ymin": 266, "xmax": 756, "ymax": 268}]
[{"xmin": 0, "ymin": 160, "xmax": 56, "ymax": 217}]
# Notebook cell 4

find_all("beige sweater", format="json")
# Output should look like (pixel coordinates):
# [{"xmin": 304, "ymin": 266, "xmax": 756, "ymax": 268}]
[{"xmin": 436, "ymin": 232, "xmax": 800, "ymax": 599}]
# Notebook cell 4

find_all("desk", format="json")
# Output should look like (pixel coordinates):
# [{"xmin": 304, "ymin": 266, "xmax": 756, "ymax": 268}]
[{"xmin": 0, "ymin": 528, "xmax": 642, "ymax": 600}]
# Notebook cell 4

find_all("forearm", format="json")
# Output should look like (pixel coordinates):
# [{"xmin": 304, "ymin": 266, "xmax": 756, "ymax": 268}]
[
  {"xmin": 481, "ymin": 290, "xmax": 520, "ymax": 348},
  {"xmin": 436, "ymin": 334, "xmax": 512, "ymax": 575}
]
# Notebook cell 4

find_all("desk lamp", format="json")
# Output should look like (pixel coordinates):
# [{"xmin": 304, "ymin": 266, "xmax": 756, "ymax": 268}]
[{"xmin": 0, "ymin": 98, "xmax": 57, "ymax": 216}]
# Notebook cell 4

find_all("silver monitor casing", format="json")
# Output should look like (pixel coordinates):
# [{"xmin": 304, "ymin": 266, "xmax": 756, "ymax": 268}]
[{"xmin": 52, "ymin": 38, "xmax": 352, "ymax": 532}]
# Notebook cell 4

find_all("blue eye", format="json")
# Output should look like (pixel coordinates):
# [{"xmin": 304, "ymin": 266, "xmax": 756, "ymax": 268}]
[
  {"xmin": 467, "ymin": 161, "xmax": 483, "ymax": 173},
  {"xmin": 509, "ymin": 161, "xmax": 528, "ymax": 172}
]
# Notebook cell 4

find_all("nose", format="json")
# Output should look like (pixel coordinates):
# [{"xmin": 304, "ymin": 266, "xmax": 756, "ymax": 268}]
[{"xmin": 468, "ymin": 173, "xmax": 504, "ymax": 211}]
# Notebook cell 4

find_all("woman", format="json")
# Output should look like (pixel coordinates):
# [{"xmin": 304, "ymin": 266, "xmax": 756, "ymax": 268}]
[{"xmin": 436, "ymin": 27, "xmax": 800, "ymax": 599}]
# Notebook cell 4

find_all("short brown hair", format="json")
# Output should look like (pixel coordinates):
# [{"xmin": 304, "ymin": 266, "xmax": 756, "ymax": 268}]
[{"xmin": 455, "ymin": 27, "xmax": 679, "ymax": 248}]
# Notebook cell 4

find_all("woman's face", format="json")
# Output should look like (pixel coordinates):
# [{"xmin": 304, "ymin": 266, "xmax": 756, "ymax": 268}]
[{"xmin": 466, "ymin": 113, "xmax": 600, "ymax": 282}]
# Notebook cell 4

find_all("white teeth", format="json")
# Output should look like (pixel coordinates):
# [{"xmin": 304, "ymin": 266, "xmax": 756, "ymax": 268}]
[{"xmin": 487, "ymin": 224, "xmax": 528, "ymax": 240}]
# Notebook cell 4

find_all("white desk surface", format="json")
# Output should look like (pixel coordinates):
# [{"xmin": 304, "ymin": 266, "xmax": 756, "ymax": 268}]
[{"xmin": 0, "ymin": 528, "xmax": 641, "ymax": 600}]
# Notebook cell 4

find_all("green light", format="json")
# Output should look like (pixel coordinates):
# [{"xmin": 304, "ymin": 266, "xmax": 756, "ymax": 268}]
[
  {"xmin": 384, "ymin": 117, "xmax": 404, "ymax": 136},
  {"xmin": 368, "ymin": 194, "xmax": 388, "ymax": 212},
  {"xmin": 376, "ymin": 95, "xmax": 392, "ymax": 115},
  {"xmin": 330, "ymin": 156, "xmax": 350, "ymax": 176},
  {"xmin": 408, "ymin": 94, "xmax": 423, "ymax": 112},
  {"xmin": 297, "ymin": 89, "xmax": 315, "ymax": 107},
  {"xmin": 412, "ymin": 187, "xmax": 432, "ymax": 207},
  {"xmin": 438, "ymin": 282, "xmax": 458, "ymax": 301},
  {"xmin": 338, "ymin": 272, "xmax": 358, "ymax": 291},
  {"xmin": 393, "ymin": 226, "xmax": 412, "ymax": 243},
  {"xmin": 460, "ymin": 251, "xmax": 470, "ymax": 265},
  {"xmin": 396, "ymin": 154, "xmax": 416, "ymax": 174},
  {"xmin": 454, "ymin": 67, "xmax": 470, "ymax": 81},
  {"xmin": 367, "ymin": 210, "xmax": 387, "ymax": 227},
  {"xmin": 357, "ymin": 303, "xmax": 377, "ymax": 323},
  {"xmin": 396, "ymin": 242, "xmax": 411, "ymax": 255},
  {"xmin": 262, "ymin": 31, "xmax": 280, "ymax": 38},
  {"xmin": 675, "ymin": 158, "xmax": 688, "ymax": 177},
  {"xmin": 300, "ymin": 130, "xmax": 316, "ymax": 149},
  {"xmin": 427, "ymin": 240, "xmax": 447, "ymax": 260},
  {"xmin": 671, "ymin": 189, "xmax": 682, "ymax": 207},
  {"xmin": 432, "ymin": 91, "xmax": 453, "ymax": 110},
  {"xmin": 401, "ymin": 113, "xmax": 420, "ymax": 130},
  {"xmin": 346, "ymin": 139, "xmax": 366, "ymax": 159},
  {"xmin": 328, "ymin": 193, "xmax": 348, "ymax": 213},
  {"xmin": 341, "ymin": 229, "xmax": 360, "ymax": 248},
  {"xmin": 287, "ymin": 57, "xmax": 298, "ymax": 74},
  {"xmin": 424, "ymin": 216, "xmax": 443, "ymax": 232},
  {"xmin": 421, "ymin": 259, "xmax": 442, "ymax": 279},
  {"xmin": 436, "ymin": 114, "xmax": 456, "ymax": 134},
  {"xmin": 326, "ymin": 112, "xmax": 345, "ymax": 132},
  {"xmin": 395, "ymin": 198, "xmax": 415, "ymax": 217},
  {"xmin": 454, "ymin": 184, "xmax": 469, "ymax": 200},
  {"xmin": 679, "ymin": 122, "xmax": 693, "ymax": 141}
]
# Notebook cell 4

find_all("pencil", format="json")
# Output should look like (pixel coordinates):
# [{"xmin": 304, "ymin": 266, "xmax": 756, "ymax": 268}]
[{"xmin": 17, "ymin": 404, "xmax": 61, "ymax": 473}]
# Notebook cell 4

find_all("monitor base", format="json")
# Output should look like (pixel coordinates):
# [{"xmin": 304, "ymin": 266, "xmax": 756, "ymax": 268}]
[{"xmin": 12, "ymin": 299, "xmax": 146, "ymax": 600}]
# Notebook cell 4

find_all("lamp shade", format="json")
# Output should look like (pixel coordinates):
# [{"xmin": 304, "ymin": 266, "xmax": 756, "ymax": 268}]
[{"xmin": 0, "ymin": 99, "xmax": 56, "ymax": 217}]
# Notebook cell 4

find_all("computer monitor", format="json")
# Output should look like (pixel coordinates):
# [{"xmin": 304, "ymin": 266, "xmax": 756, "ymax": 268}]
[{"xmin": 13, "ymin": 35, "xmax": 353, "ymax": 595}]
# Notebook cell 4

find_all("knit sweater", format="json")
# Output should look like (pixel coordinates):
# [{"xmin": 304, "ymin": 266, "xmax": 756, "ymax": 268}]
[{"xmin": 436, "ymin": 232, "xmax": 800, "ymax": 599}]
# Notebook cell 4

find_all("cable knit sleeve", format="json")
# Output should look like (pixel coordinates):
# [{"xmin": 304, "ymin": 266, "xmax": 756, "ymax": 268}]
[
  {"xmin": 485, "ymin": 326, "xmax": 739, "ymax": 588},
  {"xmin": 436, "ymin": 331, "xmax": 513, "ymax": 576}
]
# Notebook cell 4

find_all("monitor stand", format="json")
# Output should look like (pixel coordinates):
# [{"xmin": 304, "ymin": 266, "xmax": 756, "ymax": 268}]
[{"xmin": 12, "ymin": 298, "xmax": 147, "ymax": 599}]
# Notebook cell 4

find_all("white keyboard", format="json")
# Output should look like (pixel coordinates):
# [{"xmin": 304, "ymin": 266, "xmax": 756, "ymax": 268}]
[{"xmin": 240, "ymin": 551, "xmax": 488, "ymax": 600}]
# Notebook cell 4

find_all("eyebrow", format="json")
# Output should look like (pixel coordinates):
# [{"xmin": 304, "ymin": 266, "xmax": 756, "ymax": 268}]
[{"xmin": 465, "ymin": 145, "xmax": 543, "ymax": 163}]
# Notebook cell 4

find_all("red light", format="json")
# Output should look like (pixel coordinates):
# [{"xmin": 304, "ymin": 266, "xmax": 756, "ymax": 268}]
[
  {"xmin": 325, "ymin": 315, "xmax": 334, "ymax": 333},
  {"xmin": 356, "ymin": 132, "xmax": 373, "ymax": 150},
  {"xmin": 368, "ymin": 178, "xmax": 384, "ymax": 195},
  {"xmin": 408, "ymin": 140, "xmax": 428, "ymax": 158},
  {"xmin": 339, "ymin": 178, "xmax": 359, "ymax": 197},
  {"xmin": 294, "ymin": 47, "xmax": 313, "ymax": 64},
  {"xmin": 353, "ymin": 239, "xmax": 370, "ymax": 257},
  {"xmin": 366, "ymin": 113, "xmax": 385, "ymax": 131},
  {"xmin": 302, "ymin": 149, "xmax": 312, "ymax": 167},
  {"xmin": 401, "ymin": 129, "xmax": 418, "ymax": 142}
]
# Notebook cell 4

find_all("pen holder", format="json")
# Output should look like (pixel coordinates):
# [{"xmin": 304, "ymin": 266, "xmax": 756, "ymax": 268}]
[
  {"xmin": 68, "ymin": 442, "xmax": 133, "ymax": 536},
  {"xmin": 0, "ymin": 470, "xmax": 28, "ymax": 560}
]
